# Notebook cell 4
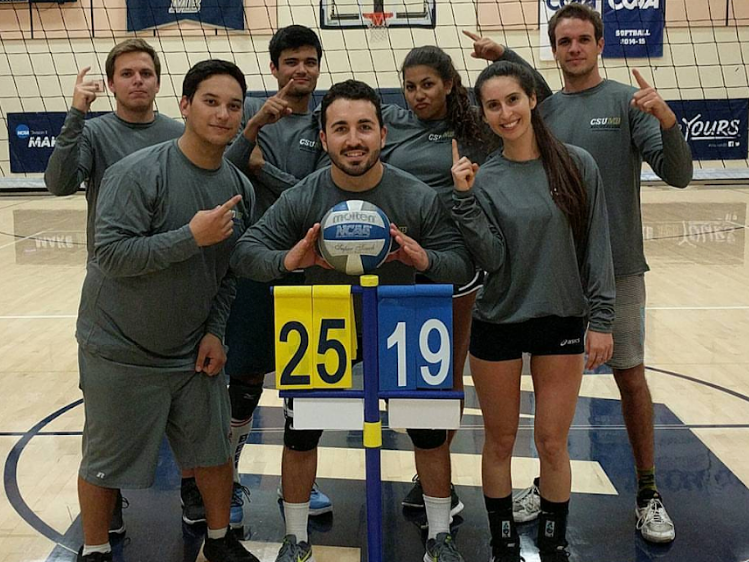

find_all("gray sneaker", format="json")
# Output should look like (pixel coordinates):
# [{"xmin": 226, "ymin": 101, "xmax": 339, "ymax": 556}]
[
  {"xmin": 423, "ymin": 532, "xmax": 464, "ymax": 562},
  {"xmin": 275, "ymin": 535, "xmax": 316, "ymax": 562},
  {"xmin": 513, "ymin": 479, "xmax": 541, "ymax": 523},
  {"xmin": 636, "ymin": 496, "xmax": 675, "ymax": 543}
]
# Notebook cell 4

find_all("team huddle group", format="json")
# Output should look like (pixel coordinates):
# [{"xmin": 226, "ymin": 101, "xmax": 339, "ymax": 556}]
[{"xmin": 44, "ymin": 4, "xmax": 693, "ymax": 562}]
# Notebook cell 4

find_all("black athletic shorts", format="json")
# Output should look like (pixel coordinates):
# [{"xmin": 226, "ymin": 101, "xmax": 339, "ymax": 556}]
[{"xmin": 470, "ymin": 316, "xmax": 586, "ymax": 362}]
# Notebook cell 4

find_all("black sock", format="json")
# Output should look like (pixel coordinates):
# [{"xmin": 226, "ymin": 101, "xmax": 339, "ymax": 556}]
[
  {"xmin": 485, "ymin": 494, "xmax": 518, "ymax": 549},
  {"xmin": 537, "ymin": 497, "xmax": 569, "ymax": 553}
]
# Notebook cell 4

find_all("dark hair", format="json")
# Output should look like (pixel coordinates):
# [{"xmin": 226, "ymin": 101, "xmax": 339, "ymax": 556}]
[
  {"xmin": 106, "ymin": 39, "xmax": 161, "ymax": 84},
  {"xmin": 182, "ymin": 60, "xmax": 247, "ymax": 102},
  {"xmin": 548, "ymin": 3, "xmax": 604, "ymax": 48},
  {"xmin": 320, "ymin": 80, "xmax": 383, "ymax": 131},
  {"xmin": 269, "ymin": 25, "xmax": 323, "ymax": 68},
  {"xmin": 400, "ymin": 46, "xmax": 486, "ymax": 149},
  {"xmin": 475, "ymin": 61, "xmax": 588, "ymax": 243}
]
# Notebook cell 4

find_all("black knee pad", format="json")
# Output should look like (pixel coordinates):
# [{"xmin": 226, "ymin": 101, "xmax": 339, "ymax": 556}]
[
  {"xmin": 283, "ymin": 417, "xmax": 323, "ymax": 452},
  {"xmin": 407, "ymin": 428, "xmax": 447, "ymax": 450},
  {"xmin": 229, "ymin": 377, "xmax": 264, "ymax": 420}
]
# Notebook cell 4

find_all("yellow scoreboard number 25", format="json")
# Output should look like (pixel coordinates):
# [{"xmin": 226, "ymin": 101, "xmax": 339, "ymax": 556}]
[{"xmin": 274, "ymin": 286, "xmax": 357, "ymax": 390}]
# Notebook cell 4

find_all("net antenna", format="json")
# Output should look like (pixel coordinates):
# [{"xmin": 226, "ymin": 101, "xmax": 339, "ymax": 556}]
[{"xmin": 362, "ymin": 10, "xmax": 393, "ymax": 42}]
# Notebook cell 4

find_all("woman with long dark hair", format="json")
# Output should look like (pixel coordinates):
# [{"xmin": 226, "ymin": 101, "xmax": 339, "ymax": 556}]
[
  {"xmin": 385, "ymin": 43, "xmax": 552, "ymax": 521},
  {"xmin": 451, "ymin": 61, "xmax": 615, "ymax": 562}
]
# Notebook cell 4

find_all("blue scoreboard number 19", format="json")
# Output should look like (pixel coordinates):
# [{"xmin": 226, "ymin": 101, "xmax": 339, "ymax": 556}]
[{"xmin": 378, "ymin": 285, "xmax": 454, "ymax": 391}]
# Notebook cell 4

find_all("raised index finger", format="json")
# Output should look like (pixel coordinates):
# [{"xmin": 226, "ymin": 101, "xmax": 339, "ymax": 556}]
[
  {"xmin": 220, "ymin": 194, "xmax": 243, "ymax": 211},
  {"xmin": 462, "ymin": 29, "xmax": 481, "ymax": 42},
  {"xmin": 76, "ymin": 66, "xmax": 92, "ymax": 84},
  {"xmin": 632, "ymin": 68, "xmax": 651, "ymax": 90},
  {"xmin": 452, "ymin": 139, "xmax": 461, "ymax": 165},
  {"xmin": 277, "ymin": 78, "xmax": 295, "ymax": 98}
]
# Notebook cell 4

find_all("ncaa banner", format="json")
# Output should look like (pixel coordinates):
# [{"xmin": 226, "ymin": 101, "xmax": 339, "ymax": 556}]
[
  {"xmin": 602, "ymin": 0, "xmax": 664, "ymax": 58},
  {"xmin": 669, "ymin": 99, "xmax": 749, "ymax": 161},
  {"xmin": 126, "ymin": 0, "xmax": 243, "ymax": 32},
  {"xmin": 8, "ymin": 112, "xmax": 107, "ymax": 173},
  {"xmin": 540, "ymin": 0, "xmax": 601, "ymax": 62}
]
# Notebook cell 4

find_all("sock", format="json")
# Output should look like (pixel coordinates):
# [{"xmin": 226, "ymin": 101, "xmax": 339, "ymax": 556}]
[
  {"xmin": 284, "ymin": 501, "xmax": 310, "ymax": 543},
  {"xmin": 230, "ymin": 416, "xmax": 252, "ymax": 484},
  {"xmin": 424, "ymin": 494, "xmax": 451, "ymax": 540},
  {"xmin": 82, "ymin": 543, "xmax": 111, "ymax": 556},
  {"xmin": 485, "ymin": 494, "xmax": 517, "ymax": 548},
  {"xmin": 636, "ymin": 467, "xmax": 658, "ymax": 503},
  {"xmin": 207, "ymin": 526, "xmax": 227, "ymax": 540},
  {"xmin": 537, "ymin": 496, "xmax": 569, "ymax": 553}
]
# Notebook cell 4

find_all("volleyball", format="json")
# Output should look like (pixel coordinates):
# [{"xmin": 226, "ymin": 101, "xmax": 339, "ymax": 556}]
[{"xmin": 317, "ymin": 200, "xmax": 392, "ymax": 276}]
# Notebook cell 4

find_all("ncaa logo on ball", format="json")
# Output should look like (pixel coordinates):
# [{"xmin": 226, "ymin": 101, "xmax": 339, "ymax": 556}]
[{"xmin": 318, "ymin": 200, "xmax": 392, "ymax": 276}]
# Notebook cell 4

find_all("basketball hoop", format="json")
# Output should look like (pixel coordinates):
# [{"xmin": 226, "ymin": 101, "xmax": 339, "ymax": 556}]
[{"xmin": 363, "ymin": 12, "xmax": 393, "ymax": 42}]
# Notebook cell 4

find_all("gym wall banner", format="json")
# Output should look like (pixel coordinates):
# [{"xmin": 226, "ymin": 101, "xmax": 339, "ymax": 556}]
[
  {"xmin": 602, "ymin": 0, "xmax": 664, "ymax": 58},
  {"xmin": 669, "ymin": 99, "xmax": 749, "ymax": 161},
  {"xmin": 126, "ymin": 0, "xmax": 244, "ymax": 32},
  {"xmin": 7, "ymin": 111, "xmax": 106, "ymax": 174},
  {"xmin": 539, "ymin": 0, "xmax": 602, "ymax": 61}
]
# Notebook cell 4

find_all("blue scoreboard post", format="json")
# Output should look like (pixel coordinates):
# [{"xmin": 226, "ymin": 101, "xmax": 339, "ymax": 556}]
[{"xmin": 276, "ymin": 276, "xmax": 463, "ymax": 562}]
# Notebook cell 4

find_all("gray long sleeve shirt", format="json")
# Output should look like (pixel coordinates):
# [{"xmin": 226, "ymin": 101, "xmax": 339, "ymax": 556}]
[
  {"xmin": 76, "ymin": 140, "xmax": 256, "ymax": 369},
  {"xmin": 230, "ymin": 163, "xmax": 473, "ymax": 288},
  {"xmin": 541, "ymin": 79, "xmax": 693, "ymax": 277},
  {"xmin": 452, "ymin": 146, "xmax": 615, "ymax": 333},
  {"xmin": 224, "ymin": 97, "xmax": 324, "ymax": 217},
  {"xmin": 44, "ymin": 108, "xmax": 184, "ymax": 255}
]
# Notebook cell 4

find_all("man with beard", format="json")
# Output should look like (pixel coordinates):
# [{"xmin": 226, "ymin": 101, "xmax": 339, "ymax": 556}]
[
  {"xmin": 214, "ymin": 25, "xmax": 331, "ymax": 532},
  {"xmin": 230, "ymin": 79, "xmax": 474, "ymax": 562},
  {"xmin": 45, "ymin": 39, "xmax": 184, "ymax": 256}
]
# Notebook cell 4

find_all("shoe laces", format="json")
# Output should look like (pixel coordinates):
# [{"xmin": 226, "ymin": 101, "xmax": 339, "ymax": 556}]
[
  {"xmin": 223, "ymin": 530, "xmax": 250, "ymax": 555},
  {"xmin": 232, "ymin": 484, "xmax": 251, "ymax": 507},
  {"xmin": 411, "ymin": 474, "xmax": 421, "ymax": 484},
  {"xmin": 637, "ymin": 498, "xmax": 672, "ymax": 530},
  {"xmin": 430, "ymin": 533, "xmax": 462, "ymax": 561},
  {"xmin": 513, "ymin": 485, "xmax": 538, "ymax": 507}
]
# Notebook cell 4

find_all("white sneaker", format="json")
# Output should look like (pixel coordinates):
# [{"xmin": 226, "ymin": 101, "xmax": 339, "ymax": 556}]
[
  {"xmin": 512, "ymin": 481, "xmax": 541, "ymax": 523},
  {"xmin": 636, "ymin": 496, "xmax": 675, "ymax": 543}
]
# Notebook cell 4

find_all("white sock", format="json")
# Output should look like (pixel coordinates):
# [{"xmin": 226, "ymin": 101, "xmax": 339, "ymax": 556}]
[
  {"xmin": 230, "ymin": 416, "xmax": 252, "ymax": 484},
  {"xmin": 283, "ymin": 501, "xmax": 310, "ymax": 543},
  {"xmin": 82, "ymin": 543, "xmax": 111, "ymax": 556},
  {"xmin": 424, "ymin": 494, "xmax": 451, "ymax": 540},
  {"xmin": 207, "ymin": 526, "xmax": 228, "ymax": 540}
]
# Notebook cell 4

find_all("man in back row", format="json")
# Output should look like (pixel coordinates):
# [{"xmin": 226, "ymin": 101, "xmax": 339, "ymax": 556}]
[
  {"xmin": 45, "ymin": 38, "xmax": 184, "ymax": 256},
  {"xmin": 44, "ymin": 37, "xmax": 186, "ymax": 537},
  {"xmin": 475, "ymin": 4, "xmax": 692, "ymax": 545},
  {"xmin": 222, "ymin": 24, "xmax": 332, "ymax": 531}
]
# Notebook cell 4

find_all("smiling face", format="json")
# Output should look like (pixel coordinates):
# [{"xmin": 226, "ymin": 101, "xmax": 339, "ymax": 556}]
[
  {"xmin": 271, "ymin": 45, "xmax": 320, "ymax": 98},
  {"xmin": 552, "ymin": 17, "xmax": 604, "ymax": 81},
  {"xmin": 320, "ymin": 98, "xmax": 386, "ymax": 178},
  {"xmin": 479, "ymin": 75, "xmax": 537, "ymax": 146},
  {"xmin": 180, "ymin": 74, "xmax": 244, "ymax": 148},
  {"xmin": 108, "ymin": 51, "xmax": 160, "ymax": 112},
  {"xmin": 403, "ymin": 65, "xmax": 452, "ymax": 121}
]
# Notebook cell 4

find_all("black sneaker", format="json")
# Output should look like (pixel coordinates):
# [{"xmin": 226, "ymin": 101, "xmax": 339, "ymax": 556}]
[
  {"xmin": 108, "ymin": 490, "xmax": 127, "ymax": 536},
  {"xmin": 203, "ymin": 530, "xmax": 260, "ymax": 562},
  {"xmin": 402, "ymin": 475, "xmax": 464, "ymax": 517},
  {"xmin": 181, "ymin": 477, "xmax": 206, "ymax": 525},
  {"xmin": 539, "ymin": 545, "xmax": 570, "ymax": 562},
  {"xmin": 402, "ymin": 474, "xmax": 424, "ymax": 508},
  {"xmin": 77, "ymin": 547, "xmax": 113, "ymax": 562},
  {"xmin": 490, "ymin": 540, "xmax": 523, "ymax": 562}
]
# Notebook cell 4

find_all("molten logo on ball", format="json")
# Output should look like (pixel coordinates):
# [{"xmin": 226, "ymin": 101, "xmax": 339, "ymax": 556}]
[{"xmin": 318, "ymin": 200, "xmax": 392, "ymax": 275}]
